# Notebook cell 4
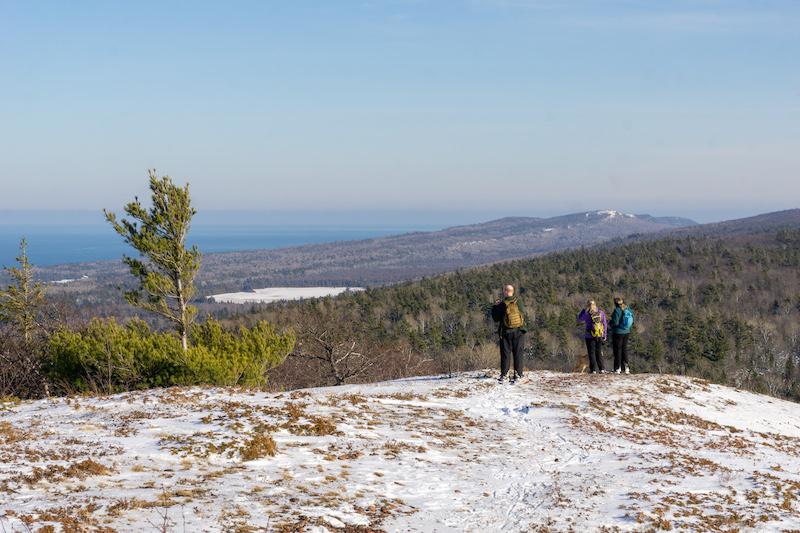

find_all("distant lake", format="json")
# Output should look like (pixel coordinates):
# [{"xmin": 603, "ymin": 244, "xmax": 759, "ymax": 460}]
[{"xmin": 0, "ymin": 224, "xmax": 436, "ymax": 267}]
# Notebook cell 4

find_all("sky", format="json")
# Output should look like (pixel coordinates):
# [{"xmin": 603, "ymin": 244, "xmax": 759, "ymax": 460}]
[{"xmin": 1, "ymin": 0, "xmax": 799, "ymax": 225}]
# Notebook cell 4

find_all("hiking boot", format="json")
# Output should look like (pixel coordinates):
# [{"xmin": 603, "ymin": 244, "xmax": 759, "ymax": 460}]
[
  {"xmin": 624, "ymin": 366, "xmax": 630, "ymax": 375},
  {"xmin": 498, "ymin": 374, "xmax": 507, "ymax": 383},
  {"xmin": 510, "ymin": 372, "xmax": 522, "ymax": 384},
  {"xmin": 599, "ymin": 369, "xmax": 607, "ymax": 374},
  {"xmin": 614, "ymin": 368, "xmax": 621, "ymax": 374}
]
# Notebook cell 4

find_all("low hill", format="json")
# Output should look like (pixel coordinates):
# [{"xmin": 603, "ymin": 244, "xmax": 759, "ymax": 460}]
[
  {"xmin": 672, "ymin": 208, "xmax": 800, "ymax": 238},
  {"xmin": 1, "ymin": 372, "xmax": 799, "ymax": 531}
]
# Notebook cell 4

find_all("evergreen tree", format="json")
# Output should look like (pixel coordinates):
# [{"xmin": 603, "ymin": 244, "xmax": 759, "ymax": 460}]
[
  {"xmin": 0, "ymin": 238, "xmax": 45, "ymax": 342},
  {"xmin": 104, "ymin": 170, "xmax": 201, "ymax": 351}
]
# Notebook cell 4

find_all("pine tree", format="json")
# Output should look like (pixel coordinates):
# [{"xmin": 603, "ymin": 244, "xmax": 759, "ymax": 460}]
[
  {"xmin": 0, "ymin": 238, "xmax": 45, "ymax": 343},
  {"xmin": 104, "ymin": 170, "xmax": 201, "ymax": 351}
]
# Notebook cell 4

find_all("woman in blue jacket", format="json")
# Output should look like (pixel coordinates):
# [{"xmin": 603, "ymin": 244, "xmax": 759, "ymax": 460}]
[{"xmin": 609, "ymin": 296, "xmax": 634, "ymax": 374}]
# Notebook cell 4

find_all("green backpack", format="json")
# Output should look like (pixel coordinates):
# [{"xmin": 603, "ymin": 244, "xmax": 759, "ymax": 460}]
[{"xmin": 504, "ymin": 299, "xmax": 524, "ymax": 329}]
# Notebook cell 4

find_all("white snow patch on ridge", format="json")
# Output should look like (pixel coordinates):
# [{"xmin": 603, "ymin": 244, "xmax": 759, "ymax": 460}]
[
  {"xmin": 595, "ymin": 209, "xmax": 635, "ymax": 219},
  {"xmin": 208, "ymin": 286, "xmax": 364, "ymax": 304},
  {"xmin": 1, "ymin": 371, "xmax": 799, "ymax": 531}
]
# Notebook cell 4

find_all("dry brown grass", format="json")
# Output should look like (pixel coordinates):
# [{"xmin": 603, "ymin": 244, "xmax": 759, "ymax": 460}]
[
  {"xmin": 383, "ymin": 440, "xmax": 427, "ymax": 459},
  {"xmin": 239, "ymin": 433, "xmax": 277, "ymax": 461},
  {"xmin": 287, "ymin": 415, "xmax": 340, "ymax": 437},
  {"xmin": 14, "ymin": 459, "xmax": 112, "ymax": 487}
]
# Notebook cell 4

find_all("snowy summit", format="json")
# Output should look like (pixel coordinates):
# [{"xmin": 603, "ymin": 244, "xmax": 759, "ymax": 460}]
[
  {"xmin": 1, "ymin": 371, "xmax": 799, "ymax": 531},
  {"xmin": 590, "ymin": 210, "xmax": 636, "ymax": 219}
]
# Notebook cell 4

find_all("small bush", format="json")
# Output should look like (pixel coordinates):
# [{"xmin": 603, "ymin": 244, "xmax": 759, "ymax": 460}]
[
  {"xmin": 45, "ymin": 318, "xmax": 294, "ymax": 394},
  {"xmin": 187, "ymin": 320, "xmax": 295, "ymax": 387},
  {"xmin": 46, "ymin": 318, "xmax": 184, "ymax": 393}
]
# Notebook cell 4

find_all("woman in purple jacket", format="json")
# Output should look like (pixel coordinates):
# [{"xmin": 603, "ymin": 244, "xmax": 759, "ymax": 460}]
[{"xmin": 577, "ymin": 299, "xmax": 608, "ymax": 374}]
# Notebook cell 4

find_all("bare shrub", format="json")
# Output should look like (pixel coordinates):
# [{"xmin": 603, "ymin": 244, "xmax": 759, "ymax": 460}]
[
  {"xmin": 0, "ymin": 326, "xmax": 49, "ymax": 399},
  {"xmin": 290, "ymin": 322, "xmax": 381, "ymax": 386}
]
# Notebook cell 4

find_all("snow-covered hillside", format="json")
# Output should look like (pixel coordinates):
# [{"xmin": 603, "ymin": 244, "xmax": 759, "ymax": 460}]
[{"xmin": 2, "ymin": 371, "xmax": 799, "ymax": 532}]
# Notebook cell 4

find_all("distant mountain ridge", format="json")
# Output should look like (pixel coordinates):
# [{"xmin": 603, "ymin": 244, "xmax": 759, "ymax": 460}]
[
  {"xmin": 671, "ymin": 208, "xmax": 800, "ymax": 237},
  {"xmin": 32, "ymin": 209, "xmax": 699, "ymax": 295}
]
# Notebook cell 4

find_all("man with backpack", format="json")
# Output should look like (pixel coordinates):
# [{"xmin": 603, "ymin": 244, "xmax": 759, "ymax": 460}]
[
  {"xmin": 609, "ymin": 296, "xmax": 634, "ymax": 374},
  {"xmin": 577, "ymin": 299, "xmax": 607, "ymax": 374},
  {"xmin": 491, "ymin": 284, "xmax": 527, "ymax": 384}
]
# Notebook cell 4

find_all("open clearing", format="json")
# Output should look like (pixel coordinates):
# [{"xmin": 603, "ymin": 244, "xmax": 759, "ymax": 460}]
[{"xmin": 207, "ymin": 287, "xmax": 365, "ymax": 304}]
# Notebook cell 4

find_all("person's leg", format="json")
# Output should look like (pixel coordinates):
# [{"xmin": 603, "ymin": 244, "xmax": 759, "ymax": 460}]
[
  {"xmin": 612, "ymin": 334, "xmax": 622, "ymax": 372},
  {"xmin": 500, "ymin": 333, "xmax": 511, "ymax": 377},
  {"xmin": 596, "ymin": 339, "xmax": 605, "ymax": 371},
  {"xmin": 586, "ymin": 338, "xmax": 597, "ymax": 372},
  {"xmin": 621, "ymin": 334, "xmax": 630, "ymax": 372},
  {"xmin": 512, "ymin": 331, "xmax": 525, "ymax": 378}
]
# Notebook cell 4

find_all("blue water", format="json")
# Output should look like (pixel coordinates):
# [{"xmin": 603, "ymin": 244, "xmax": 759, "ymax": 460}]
[{"xmin": 0, "ymin": 224, "xmax": 433, "ymax": 267}]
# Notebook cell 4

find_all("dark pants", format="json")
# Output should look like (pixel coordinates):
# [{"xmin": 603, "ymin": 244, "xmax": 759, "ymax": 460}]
[
  {"xmin": 585, "ymin": 338, "xmax": 605, "ymax": 372},
  {"xmin": 500, "ymin": 329, "xmax": 525, "ymax": 377},
  {"xmin": 612, "ymin": 333, "xmax": 630, "ymax": 371}
]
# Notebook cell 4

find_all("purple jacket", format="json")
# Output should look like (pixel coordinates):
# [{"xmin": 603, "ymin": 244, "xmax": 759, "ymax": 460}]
[{"xmin": 577, "ymin": 309, "xmax": 608, "ymax": 341}]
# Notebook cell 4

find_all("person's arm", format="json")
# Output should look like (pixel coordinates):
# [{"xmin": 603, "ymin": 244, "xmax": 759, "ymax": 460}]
[
  {"xmin": 491, "ymin": 301, "xmax": 504, "ymax": 323},
  {"xmin": 518, "ymin": 299, "xmax": 530, "ymax": 330},
  {"xmin": 610, "ymin": 308, "xmax": 620, "ymax": 329}
]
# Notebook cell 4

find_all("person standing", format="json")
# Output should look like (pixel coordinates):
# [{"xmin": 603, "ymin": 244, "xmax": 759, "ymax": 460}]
[
  {"xmin": 491, "ymin": 284, "xmax": 527, "ymax": 383},
  {"xmin": 577, "ymin": 299, "xmax": 607, "ymax": 374},
  {"xmin": 609, "ymin": 296, "xmax": 634, "ymax": 374}
]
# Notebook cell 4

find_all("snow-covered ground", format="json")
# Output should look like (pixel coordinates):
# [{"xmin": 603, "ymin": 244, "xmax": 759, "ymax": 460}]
[
  {"xmin": 207, "ymin": 286, "xmax": 365, "ymax": 304},
  {"xmin": 2, "ymin": 371, "xmax": 799, "ymax": 532}
]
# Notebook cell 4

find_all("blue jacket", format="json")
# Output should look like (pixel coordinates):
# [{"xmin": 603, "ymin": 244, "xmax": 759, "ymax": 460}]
[{"xmin": 610, "ymin": 305, "xmax": 634, "ymax": 334}]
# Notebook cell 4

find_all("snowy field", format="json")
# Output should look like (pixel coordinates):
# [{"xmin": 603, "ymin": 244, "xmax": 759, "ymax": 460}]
[
  {"xmin": 2, "ymin": 371, "xmax": 800, "ymax": 532},
  {"xmin": 207, "ymin": 287, "xmax": 365, "ymax": 304}
]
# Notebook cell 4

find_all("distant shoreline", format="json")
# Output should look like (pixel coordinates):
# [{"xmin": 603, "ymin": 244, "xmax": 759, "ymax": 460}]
[{"xmin": 0, "ymin": 224, "xmax": 435, "ymax": 268}]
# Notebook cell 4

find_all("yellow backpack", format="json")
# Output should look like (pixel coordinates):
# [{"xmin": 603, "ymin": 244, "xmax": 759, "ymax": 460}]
[
  {"xmin": 504, "ymin": 299, "xmax": 524, "ymax": 329},
  {"xmin": 590, "ymin": 311, "xmax": 605, "ymax": 338}
]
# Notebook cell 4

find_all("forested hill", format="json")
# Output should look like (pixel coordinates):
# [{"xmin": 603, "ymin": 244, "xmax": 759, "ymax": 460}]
[
  {"xmin": 241, "ymin": 226, "xmax": 800, "ymax": 402},
  {"xmin": 650, "ymin": 208, "xmax": 800, "ymax": 239}
]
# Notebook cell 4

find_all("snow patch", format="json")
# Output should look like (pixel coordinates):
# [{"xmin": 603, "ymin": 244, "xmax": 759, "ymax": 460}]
[
  {"xmin": 594, "ymin": 210, "xmax": 636, "ymax": 219},
  {"xmin": 208, "ymin": 286, "xmax": 365, "ymax": 304},
  {"xmin": 50, "ymin": 275, "xmax": 89, "ymax": 284}
]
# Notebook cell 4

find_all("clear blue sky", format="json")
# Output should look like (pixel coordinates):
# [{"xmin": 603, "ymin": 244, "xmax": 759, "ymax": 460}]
[{"xmin": 1, "ymin": 0, "xmax": 798, "ymax": 224}]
